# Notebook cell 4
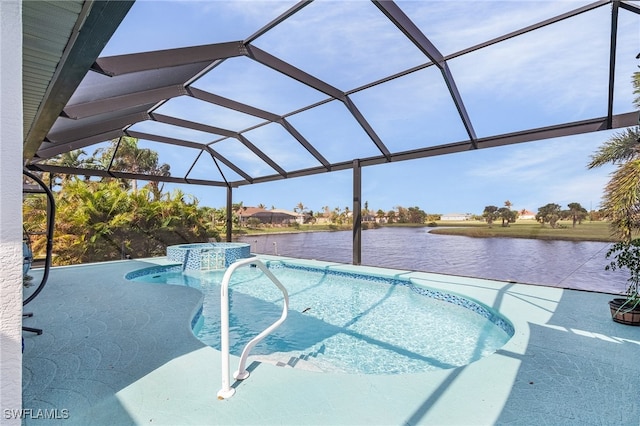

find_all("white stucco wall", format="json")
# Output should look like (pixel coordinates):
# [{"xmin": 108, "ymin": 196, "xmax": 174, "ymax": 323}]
[{"xmin": 0, "ymin": 0, "xmax": 23, "ymax": 423}]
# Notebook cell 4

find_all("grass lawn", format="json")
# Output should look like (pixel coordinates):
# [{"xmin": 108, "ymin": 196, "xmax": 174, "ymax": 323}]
[{"xmin": 428, "ymin": 220, "xmax": 617, "ymax": 242}]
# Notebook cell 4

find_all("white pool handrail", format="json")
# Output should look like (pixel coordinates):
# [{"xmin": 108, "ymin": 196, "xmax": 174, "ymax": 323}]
[{"xmin": 217, "ymin": 257, "xmax": 289, "ymax": 399}]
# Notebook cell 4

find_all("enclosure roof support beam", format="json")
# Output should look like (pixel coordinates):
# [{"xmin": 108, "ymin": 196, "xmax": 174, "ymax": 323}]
[
  {"xmin": 279, "ymin": 118, "xmax": 331, "ymax": 170},
  {"xmin": 205, "ymin": 146, "xmax": 255, "ymax": 184},
  {"xmin": 373, "ymin": 0, "xmax": 477, "ymax": 148},
  {"xmin": 35, "ymin": 129, "xmax": 124, "ymax": 159},
  {"xmin": 606, "ymin": 1, "xmax": 620, "ymax": 129},
  {"xmin": 32, "ymin": 112, "xmax": 637, "ymax": 190},
  {"xmin": 187, "ymin": 87, "xmax": 331, "ymax": 169},
  {"xmin": 226, "ymin": 187, "xmax": 233, "ymax": 242},
  {"xmin": 236, "ymin": 134, "xmax": 288, "ymax": 178},
  {"xmin": 151, "ymin": 113, "xmax": 237, "ymax": 139},
  {"xmin": 353, "ymin": 159, "xmax": 362, "ymax": 266},
  {"xmin": 244, "ymin": 1, "xmax": 313, "ymax": 44},
  {"xmin": 26, "ymin": 163, "xmax": 229, "ymax": 187},
  {"xmin": 91, "ymin": 41, "xmax": 247, "ymax": 76},
  {"xmin": 63, "ymin": 85, "xmax": 188, "ymax": 120},
  {"xmin": 188, "ymin": 87, "xmax": 281, "ymax": 122},
  {"xmin": 244, "ymin": 45, "xmax": 392, "ymax": 159}
]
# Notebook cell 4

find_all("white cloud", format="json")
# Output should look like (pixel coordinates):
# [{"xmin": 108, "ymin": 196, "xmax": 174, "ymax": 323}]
[{"xmin": 467, "ymin": 140, "xmax": 576, "ymax": 180}]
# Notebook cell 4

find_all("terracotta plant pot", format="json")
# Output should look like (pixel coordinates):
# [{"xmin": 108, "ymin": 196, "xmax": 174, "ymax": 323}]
[{"xmin": 609, "ymin": 298, "xmax": 640, "ymax": 325}]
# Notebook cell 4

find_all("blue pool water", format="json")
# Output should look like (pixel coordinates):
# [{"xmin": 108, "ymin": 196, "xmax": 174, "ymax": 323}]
[{"xmin": 130, "ymin": 261, "xmax": 513, "ymax": 375}]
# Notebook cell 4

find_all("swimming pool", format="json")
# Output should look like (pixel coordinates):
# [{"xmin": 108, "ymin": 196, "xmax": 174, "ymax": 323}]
[{"xmin": 128, "ymin": 260, "xmax": 513, "ymax": 375}]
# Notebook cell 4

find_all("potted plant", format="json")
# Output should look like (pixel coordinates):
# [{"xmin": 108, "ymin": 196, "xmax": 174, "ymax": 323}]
[{"xmin": 605, "ymin": 239, "xmax": 640, "ymax": 325}]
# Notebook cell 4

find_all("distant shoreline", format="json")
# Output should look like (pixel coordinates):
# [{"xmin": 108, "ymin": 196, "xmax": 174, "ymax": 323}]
[{"xmin": 233, "ymin": 220, "xmax": 617, "ymax": 243}]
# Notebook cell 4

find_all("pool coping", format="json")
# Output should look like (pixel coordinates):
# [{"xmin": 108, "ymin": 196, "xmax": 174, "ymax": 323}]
[{"xmin": 21, "ymin": 255, "xmax": 640, "ymax": 425}]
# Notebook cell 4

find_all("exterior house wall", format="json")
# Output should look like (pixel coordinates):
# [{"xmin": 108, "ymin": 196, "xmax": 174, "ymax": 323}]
[
  {"xmin": 519, "ymin": 210, "xmax": 537, "ymax": 220},
  {"xmin": 0, "ymin": 1, "xmax": 23, "ymax": 422},
  {"xmin": 441, "ymin": 213, "xmax": 471, "ymax": 221}
]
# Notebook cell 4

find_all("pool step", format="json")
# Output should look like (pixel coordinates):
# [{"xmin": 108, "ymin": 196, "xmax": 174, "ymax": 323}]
[{"xmin": 249, "ymin": 346, "xmax": 327, "ymax": 372}]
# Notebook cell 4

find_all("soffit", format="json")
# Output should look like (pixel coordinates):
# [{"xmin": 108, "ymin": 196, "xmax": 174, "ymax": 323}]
[{"xmin": 22, "ymin": 0, "xmax": 133, "ymax": 160}]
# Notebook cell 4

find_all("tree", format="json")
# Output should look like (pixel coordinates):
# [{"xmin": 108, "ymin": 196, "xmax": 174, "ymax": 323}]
[
  {"xmin": 92, "ymin": 137, "xmax": 171, "ymax": 194},
  {"xmin": 343, "ymin": 206, "xmax": 351, "ymax": 224},
  {"xmin": 25, "ymin": 175, "xmax": 219, "ymax": 265},
  {"xmin": 49, "ymin": 149, "xmax": 87, "ymax": 184},
  {"xmin": 497, "ymin": 207, "xmax": 516, "ymax": 227},
  {"xmin": 588, "ymin": 71, "xmax": 640, "ymax": 240},
  {"xmin": 482, "ymin": 205, "xmax": 498, "ymax": 227},
  {"xmin": 396, "ymin": 206, "xmax": 408, "ymax": 223},
  {"xmin": 565, "ymin": 202, "xmax": 588, "ymax": 228},
  {"xmin": 386, "ymin": 210, "xmax": 396, "ymax": 224},
  {"xmin": 407, "ymin": 206, "xmax": 427, "ymax": 224},
  {"xmin": 537, "ymin": 203, "xmax": 562, "ymax": 228},
  {"xmin": 331, "ymin": 207, "xmax": 342, "ymax": 224}
]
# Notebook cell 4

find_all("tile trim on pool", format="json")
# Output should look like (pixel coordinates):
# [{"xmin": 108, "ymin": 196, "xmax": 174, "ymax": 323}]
[
  {"xmin": 268, "ymin": 260, "xmax": 515, "ymax": 336},
  {"xmin": 124, "ymin": 263, "xmax": 183, "ymax": 280}
]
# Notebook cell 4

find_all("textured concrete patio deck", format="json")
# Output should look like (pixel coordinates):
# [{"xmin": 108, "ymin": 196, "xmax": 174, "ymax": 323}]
[{"xmin": 22, "ymin": 257, "xmax": 640, "ymax": 425}]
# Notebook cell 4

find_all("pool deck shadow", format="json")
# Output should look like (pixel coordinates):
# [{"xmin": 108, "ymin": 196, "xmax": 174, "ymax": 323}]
[{"xmin": 21, "ymin": 257, "xmax": 640, "ymax": 425}]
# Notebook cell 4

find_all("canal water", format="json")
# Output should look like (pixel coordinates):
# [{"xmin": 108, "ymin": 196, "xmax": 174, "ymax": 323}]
[{"xmin": 238, "ymin": 227, "xmax": 629, "ymax": 294}]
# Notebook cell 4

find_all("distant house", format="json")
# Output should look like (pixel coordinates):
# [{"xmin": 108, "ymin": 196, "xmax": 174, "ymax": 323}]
[
  {"xmin": 519, "ymin": 210, "xmax": 536, "ymax": 220},
  {"xmin": 236, "ymin": 207, "xmax": 303, "ymax": 226},
  {"xmin": 362, "ymin": 213, "xmax": 377, "ymax": 222},
  {"xmin": 271, "ymin": 208, "xmax": 305, "ymax": 224},
  {"xmin": 440, "ymin": 213, "xmax": 472, "ymax": 221}
]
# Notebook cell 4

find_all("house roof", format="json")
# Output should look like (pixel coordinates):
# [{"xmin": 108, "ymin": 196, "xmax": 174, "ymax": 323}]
[
  {"xmin": 236, "ymin": 207, "xmax": 269, "ymax": 216},
  {"xmin": 22, "ymin": 1, "xmax": 640, "ymax": 190},
  {"xmin": 237, "ymin": 207, "xmax": 298, "ymax": 217}
]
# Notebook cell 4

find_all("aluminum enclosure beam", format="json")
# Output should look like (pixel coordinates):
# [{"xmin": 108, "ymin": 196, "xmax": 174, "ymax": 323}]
[
  {"xmin": 353, "ymin": 159, "xmax": 362, "ymax": 266},
  {"xmin": 23, "ymin": 0, "xmax": 637, "ymax": 201},
  {"xmin": 245, "ymin": 45, "xmax": 392, "ymax": 160},
  {"xmin": 91, "ymin": 42, "xmax": 247, "ymax": 76},
  {"xmin": 29, "ymin": 111, "xmax": 637, "ymax": 195},
  {"xmin": 374, "ymin": 0, "xmax": 478, "ymax": 147}
]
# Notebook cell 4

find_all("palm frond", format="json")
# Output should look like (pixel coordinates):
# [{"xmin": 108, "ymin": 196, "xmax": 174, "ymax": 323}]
[{"xmin": 587, "ymin": 127, "xmax": 640, "ymax": 169}]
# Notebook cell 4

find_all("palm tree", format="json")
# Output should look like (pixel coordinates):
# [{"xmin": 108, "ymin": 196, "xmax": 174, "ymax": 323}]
[
  {"xmin": 294, "ymin": 202, "xmax": 306, "ymax": 213},
  {"xmin": 343, "ymin": 206, "xmax": 351, "ymax": 224},
  {"xmin": 588, "ymin": 73, "xmax": 640, "ymax": 240},
  {"xmin": 92, "ymin": 137, "xmax": 170, "ymax": 193},
  {"xmin": 331, "ymin": 207, "xmax": 341, "ymax": 224},
  {"xmin": 50, "ymin": 149, "xmax": 87, "ymax": 184}
]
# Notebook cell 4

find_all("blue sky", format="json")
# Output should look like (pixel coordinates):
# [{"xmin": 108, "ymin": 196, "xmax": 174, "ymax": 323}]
[{"xmin": 94, "ymin": 0, "xmax": 638, "ymax": 215}]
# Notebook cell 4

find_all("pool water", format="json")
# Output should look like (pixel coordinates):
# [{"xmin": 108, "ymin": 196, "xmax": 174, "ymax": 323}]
[{"xmin": 132, "ymin": 262, "xmax": 512, "ymax": 375}]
